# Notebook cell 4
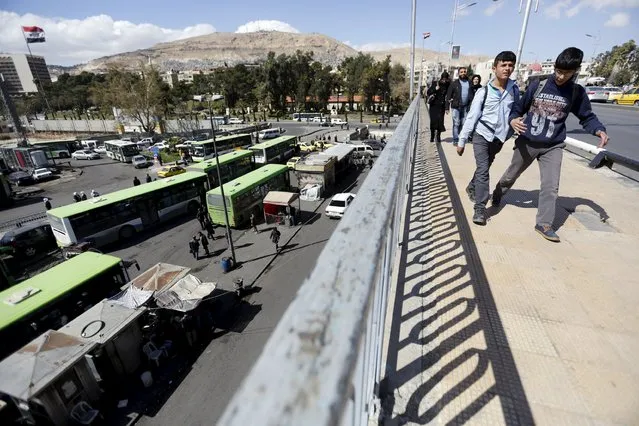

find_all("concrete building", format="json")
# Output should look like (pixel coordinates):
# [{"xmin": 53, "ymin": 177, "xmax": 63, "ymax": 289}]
[
  {"xmin": 161, "ymin": 70, "xmax": 179, "ymax": 88},
  {"xmin": 0, "ymin": 54, "xmax": 51, "ymax": 95}
]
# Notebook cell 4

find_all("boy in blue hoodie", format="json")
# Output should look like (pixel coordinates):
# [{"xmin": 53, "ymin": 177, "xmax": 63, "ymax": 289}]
[{"xmin": 492, "ymin": 47, "xmax": 609, "ymax": 242}]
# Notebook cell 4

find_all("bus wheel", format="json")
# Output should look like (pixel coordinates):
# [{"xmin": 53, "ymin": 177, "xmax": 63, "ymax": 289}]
[
  {"xmin": 119, "ymin": 225, "xmax": 136, "ymax": 240},
  {"xmin": 187, "ymin": 200, "xmax": 200, "ymax": 215}
]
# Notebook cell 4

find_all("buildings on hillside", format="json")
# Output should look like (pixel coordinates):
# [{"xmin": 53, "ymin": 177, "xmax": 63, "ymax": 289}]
[{"xmin": 0, "ymin": 54, "xmax": 52, "ymax": 95}]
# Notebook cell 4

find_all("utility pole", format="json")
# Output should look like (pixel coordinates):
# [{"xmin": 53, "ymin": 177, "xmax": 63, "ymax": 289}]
[
  {"xmin": 513, "ymin": 0, "xmax": 540, "ymax": 81},
  {"xmin": 208, "ymin": 99, "xmax": 236, "ymax": 265},
  {"xmin": 409, "ymin": 0, "xmax": 416, "ymax": 100}
]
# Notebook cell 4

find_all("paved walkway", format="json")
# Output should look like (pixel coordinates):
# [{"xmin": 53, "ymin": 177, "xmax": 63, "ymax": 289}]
[{"xmin": 381, "ymin": 105, "xmax": 639, "ymax": 425}]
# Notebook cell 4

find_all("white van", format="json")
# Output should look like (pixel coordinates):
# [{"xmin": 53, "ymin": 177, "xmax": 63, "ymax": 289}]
[
  {"xmin": 352, "ymin": 144, "xmax": 374, "ymax": 154},
  {"xmin": 331, "ymin": 118, "xmax": 346, "ymax": 125},
  {"xmin": 81, "ymin": 140, "xmax": 98, "ymax": 149},
  {"xmin": 258, "ymin": 128, "xmax": 285, "ymax": 140}
]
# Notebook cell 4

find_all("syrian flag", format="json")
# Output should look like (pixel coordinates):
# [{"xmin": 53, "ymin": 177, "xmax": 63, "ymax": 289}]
[
  {"xmin": 423, "ymin": 32, "xmax": 431, "ymax": 39},
  {"xmin": 22, "ymin": 26, "xmax": 46, "ymax": 43}
]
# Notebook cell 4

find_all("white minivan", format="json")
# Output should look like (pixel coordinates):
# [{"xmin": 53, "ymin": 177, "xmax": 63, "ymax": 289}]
[
  {"xmin": 258, "ymin": 128, "xmax": 285, "ymax": 140},
  {"xmin": 352, "ymin": 144, "xmax": 374, "ymax": 154}
]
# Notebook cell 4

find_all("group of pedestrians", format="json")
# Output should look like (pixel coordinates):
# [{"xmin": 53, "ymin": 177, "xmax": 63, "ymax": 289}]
[
  {"xmin": 189, "ymin": 206, "xmax": 217, "ymax": 259},
  {"xmin": 429, "ymin": 47, "xmax": 609, "ymax": 243},
  {"xmin": 133, "ymin": 174, "xmax": 153, "ymax": 187},
  {"xmin": 71, "ymin": 189, "xmax": 99, "ymax": 202}
]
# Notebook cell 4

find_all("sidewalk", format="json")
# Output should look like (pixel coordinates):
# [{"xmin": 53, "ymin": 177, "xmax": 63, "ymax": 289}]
[{"xmin": 381, "ymin": 106, "xmax": 639, "ymax": 425}]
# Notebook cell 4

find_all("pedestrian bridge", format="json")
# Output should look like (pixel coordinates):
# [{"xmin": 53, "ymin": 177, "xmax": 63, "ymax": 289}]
[{"xmin": 219, "ymin": 96, "xmax": 639, "ymax": 425}]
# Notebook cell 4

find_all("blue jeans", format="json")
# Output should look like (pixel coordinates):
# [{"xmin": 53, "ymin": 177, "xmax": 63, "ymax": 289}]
[{"xmin": 452, "ymin": 107, "xmax": 467, "ymax": 143}]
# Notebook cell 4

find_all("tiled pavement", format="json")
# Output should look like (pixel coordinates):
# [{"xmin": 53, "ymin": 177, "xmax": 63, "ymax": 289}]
[{"xmin": 381, "ymin": 105, "xmax": 639, "ymax": 425}]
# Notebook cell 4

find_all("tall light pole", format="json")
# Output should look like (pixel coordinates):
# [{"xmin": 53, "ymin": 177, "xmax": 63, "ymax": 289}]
[
  {"xmin": 448, "ymin": 1, "xmax": 478, "ymax": 67},
  {"xmin": 513, "ymin": 0, "xmax": 540, "ymax": 81},
  {"xmin": 409, "ymin": 0, "xmax": 417, "ymax": 100},
  {"xmin": 207, "ymin": 98, "xmax": 236, "ymax": 265}
]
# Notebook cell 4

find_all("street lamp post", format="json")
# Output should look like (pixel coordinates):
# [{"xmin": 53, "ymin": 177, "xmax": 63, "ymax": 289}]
[
  {"xmin": 208, "ymin": 99, "xmax": 237, "ymax": 265},
  {"xmin": 585, "ymin": 33, "xmax": 601, "ymax": 62},
  {"xmin": 448, "ymin": 1, "xmax": 478, "ymax": 67},
  {"xmin": 409, "ymin": 0, "xmax": 417, "ymax": 100},
  {"xmin": 513, "ymin": 0, "xmax": 540, "ymax": 81}
]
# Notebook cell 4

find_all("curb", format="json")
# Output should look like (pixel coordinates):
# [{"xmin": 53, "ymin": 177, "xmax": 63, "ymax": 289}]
[{"xmin": 594, "ymin": 103, "xmax": 637, "ymax": 111}]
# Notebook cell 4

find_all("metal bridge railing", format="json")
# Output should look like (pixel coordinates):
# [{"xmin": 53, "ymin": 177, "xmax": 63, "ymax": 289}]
[{"xmin": 218, "ymin": 95, "xmax": 422, "ymax": 426}]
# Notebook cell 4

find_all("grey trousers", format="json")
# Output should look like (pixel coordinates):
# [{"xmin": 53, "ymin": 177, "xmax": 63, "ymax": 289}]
[
  {"xmin": 496, "ymin": 137, "xmax": 565, "ymax": 226},
  {"xmin": 469, "ymin": 133, "xmax": 504, "ymax": 209}
]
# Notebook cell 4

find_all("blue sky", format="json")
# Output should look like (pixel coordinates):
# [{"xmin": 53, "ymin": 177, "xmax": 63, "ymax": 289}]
[{"xmin": 0, "ymin": 0, "xmax": 637, "ymax": 65}]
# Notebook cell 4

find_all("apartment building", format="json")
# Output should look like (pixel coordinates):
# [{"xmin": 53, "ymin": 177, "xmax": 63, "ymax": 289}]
[{"xmin": 0, "ymin": 54, "xmax": 52, "ymax": 95}]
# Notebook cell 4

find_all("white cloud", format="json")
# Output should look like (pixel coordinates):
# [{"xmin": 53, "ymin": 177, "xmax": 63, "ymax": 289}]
[
  {"xmin": 604, "ymin": 12, "xmax": 631, "ymax": 26},
  {"xmin": 484, "ymin": 1, "xmax": 505, "ymax": 16},
  {"xmin": 0, "ymin": 10, "xmax": 215, "ymax": 65},
  {"xmin": 565, "ymin": 5, "xmax": 582, "ymax": 16},
  {"xmin": 346, "ymin": 42, "xmax": 410, "ymax": 52},
  {"xmin": 544, "ymin": 0, "xmax": 573, "ymax": 19},
  {"xmin": 545, "ymin": 0, "xmax": 639, "ymax": 18},
  {"xmin": 235, "ymin": 20, "xmax": 299, "ymax": 34},
  {"xmin": 578, "ymin": 0, "xmax": 639, "ymax": 9}
]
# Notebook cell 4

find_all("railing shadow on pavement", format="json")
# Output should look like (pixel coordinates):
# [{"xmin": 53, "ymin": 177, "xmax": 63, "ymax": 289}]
[{"xmin": 379, "ymin": 135, "xmax": 534, "ymax": 425}]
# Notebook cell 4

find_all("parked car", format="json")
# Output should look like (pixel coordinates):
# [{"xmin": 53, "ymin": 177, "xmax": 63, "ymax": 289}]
[
  {"xmin": 585, "ymin": 86, "xmax": 608, "ymax": 103},
  {"xmin": 157, "ymin": 165, "xmax": 186, "ymax": 178},
  {"xmin": 331, "ymin": 118, "xmax": 346, "ymax": 125},
  {"xmin": 151, "ymin": 142, "xmax": 169, "ymax": 150},
  {"xmin": 610, "ymin": 87, "xmax": 639, "ymax": 106},
  {"xmin": 0, "ymin": 223, "xmax": 57, "ymax": 259},
  {"xmin": 132, "ymin": 155, "xmax": 151, "ymax": 168},
  {"xmin": 298, "ymin": 141, "xmax": 317, "ymax": 153},
  {"xmin": 287, "ymin": 157, "xmax": 301, "ymax": 170},
  {"xmin": 603, "ymin": 87, "xmax": 623, "ymax": 102},
  {"xmin": 228, "ymin": 117, "xmax": 245, "ymax": 124},
  {"xmin": 32, "ymin": 168, "xmax": 53, "ymax": 181},
  {"xmin": 93, "ymin": 146, "xmax": 107, "ymax": 154},
  {"xmin": 362, "ymin": 140, "xmax": 386, "ymax": 151},
  {"xmin": 72, "ymin": 149, "xmax": 101, "ymax": 160},
  {"xmin": 325, "ymin": 193, "xmax": 356, "ymax": 219},
  {"xmin": 7, "ymin": 171, "xmax": 35, "ymax": 186}
]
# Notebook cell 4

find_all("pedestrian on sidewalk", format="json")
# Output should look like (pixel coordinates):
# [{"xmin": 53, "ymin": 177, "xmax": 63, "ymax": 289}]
[
  {"xmin": 426, "ymin": 73, "xmax": 450, "ymax": 142},
  {"xmin": 250, "ymin": 212, "xmax": 258, "ymax": 233},
  {"xmin": 72, "ymin": 192, "xmax": 81, "ymax": 202},
  {"xmin": 146, "ymin": 173, "xmax": 152, "ymax": 183},
  {"xmin": 471, "ymin": 75, "xmax": 483, "ymax": 91},
  {"xmin": 199, "ymin": 232, "xmax": 210, "ymax": 256},
  {"xmin": 90, "ymin": 189, "xmax": 99, "ymax": 198},
  {"xmin": 80, "ymin": 191, "xmax": 87, "ymax": 201},
  {"xmin": 196, "ymin": 206, "xmax": 207, "ymax": 230},
  {"xmin": 133, "ymin": 176, "xmax": 141, "ymax": 186},
  {"xmin": 189, "ymin": 235, "xmax": 200, "ymax": 260},
  {"xmin": 456, "ymin": 51, "xmax": 519, "ymax": 226},
  {"xmin": 43, "ymin": 198, "xmax": 52, "ymax": 210},
  {"xmin": 493, "ymin": 47, "xmax": 609, "ymax": 243},
  {"xmin": 446, "ymin": 67, "xmax": 476, "ymax": 146},
  {"xmin": 270, "ymin": 227, "xmax": 281, "ymax": 251},
  {"xmin": 204, "ymin": 219, "xmax": 215, "ymax": 240}
]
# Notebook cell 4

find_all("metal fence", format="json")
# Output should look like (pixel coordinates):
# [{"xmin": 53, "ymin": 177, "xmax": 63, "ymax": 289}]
[
  {"xmin": 218, "ymin": 95, "xmax": 422, "ymax": 426},
  {"xmin": 0, "ymin": 211, "xmax": 47, "ymax": 232}
]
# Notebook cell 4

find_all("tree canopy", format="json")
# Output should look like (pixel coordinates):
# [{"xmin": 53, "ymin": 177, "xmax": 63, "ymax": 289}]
[{"xmin": 593, "ymin": 40, "xmax": 638, "ymax": 86}]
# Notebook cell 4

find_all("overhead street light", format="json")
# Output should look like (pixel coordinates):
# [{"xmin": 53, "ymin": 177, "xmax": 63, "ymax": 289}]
[
  {"xmin": 586, "ymin": 32, "xmax": 601, "ymax": 62},
  {"xmin": 449, "ymin": 0, "xmax": 498, "ymax": 66}
]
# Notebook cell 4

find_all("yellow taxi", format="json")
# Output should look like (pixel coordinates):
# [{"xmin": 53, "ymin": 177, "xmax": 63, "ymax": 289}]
[
  {"xmin": 287, "ymin": 156, "xmax": 301, "ymax": 170},
  {"xmin": 298, "ymin": 141, "xmax": 317, "ymax": 153},
  {"xmin": 610, "ymin": 87, "xmax": 639, "ymax": 106},
  {"xmin": 157, "ymin": 165, "xmax": 186, "ymax": 178},
  {"xmin": 312, "ymin": 141, "xmax": 334, "ymax": 150}
]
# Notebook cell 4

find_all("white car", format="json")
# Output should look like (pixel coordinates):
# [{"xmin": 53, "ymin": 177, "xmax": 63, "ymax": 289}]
[
  {"xmin": 228, "ymin": 117, "xmax": 245, "ymax": 124},
  {"xmin": 72, "ymin": 150, "xmax": 100, "ymax": 160},
  {"xmin": 32, "ymin": 168, "xmax": 53, "ymax": 181},
  {"xmin": 94, "ymin": 146, "xmax": 107, "ymax": 154},
  {"xmin": 325, "ymin": 193, "xmax": 356, "ymax": 219},
  {"xmin": 132, "ymin": 155, "xmax": 151, "ymax": 168},
  {"xmin": 152, "ymin": 142, "xmax": 169, "ymax": 150}
]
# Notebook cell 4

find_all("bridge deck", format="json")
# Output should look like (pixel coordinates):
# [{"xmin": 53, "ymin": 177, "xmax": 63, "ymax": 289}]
[{"xmin": 381, "ymin": 105, "xmax": 639, "ymax": 425}]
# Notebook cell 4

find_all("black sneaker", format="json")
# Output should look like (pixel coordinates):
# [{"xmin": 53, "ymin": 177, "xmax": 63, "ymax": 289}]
[
  {"xmin": 535, "ymin": 224, "xmax": 560, "ymax": 242},
  {"xmin": 465, "ymin": 185, "xmax": 475, "ymax": 203},
  {"xmin": 472, "ymin": 208, "xmax": 487, "ymax": 226},
  {"xmin": 492, "ymin": 184, "xmax": 503, "ymax": 206}
]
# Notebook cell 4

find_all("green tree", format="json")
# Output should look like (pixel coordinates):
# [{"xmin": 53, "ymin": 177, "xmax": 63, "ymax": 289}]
[
  {"xmin": 593, "ymin": 40, "xmax": 638, "ymax": 85},
  {"xmin": 309, "ymin": 62, "xmax": 335, "ymax": 111},
  {"xmin": 339, "ymin": 53, "xmax": 375, "ymax": 111}
]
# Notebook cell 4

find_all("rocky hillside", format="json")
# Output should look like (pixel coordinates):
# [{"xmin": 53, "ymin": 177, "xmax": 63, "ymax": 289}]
[{"xmin": 49, "ymin": 32, "xmax": 488, "ymax": 74}]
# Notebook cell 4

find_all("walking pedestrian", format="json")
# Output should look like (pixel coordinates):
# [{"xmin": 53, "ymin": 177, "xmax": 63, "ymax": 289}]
[
  {"xmin": 157, "ymin": 155, "xmax": 163, "ymax": 166},
  {"xmin": 90, "ymin": 189, "xmax": 99, "ymax": 198},
  {"xmin": 199, "ymin": 232, "xmax": 210, "ymax": 256},
  {"xmin": 43, "ymin": 198, "xmax": 52, "ymax": 210},
  {"xmin": 204, "ymin": 220, "xmax": 216, "ymax": 240},
  {"xmin": 471, "ymin": 74, "xmax": 483, "ymax": 91},
  {"xmin": 72, "ymin": 192, "xmax": 81, "ymax": 202},
  {"xmin": 446, "ymin": 67, "xmax": 476, "ymax": 146},
  {"xmin": 270, "ymin": 227, "xmax": 281, "ymax": 251},
  {"xmin": 493, "ymin": 47, "xmax": 608, "ymax": 243},
  {"xmin": 250, "ymin": 212, "xmax": 258, "ymax": 233},
  {"xmin": 80, "ymin": 191, "xmax": 87, "ymax": 201},
  {"xmin": 426, "ymin": 73, "xmax": 450, "ymax": 142},
  {"xmin": 189, "ymin": 235, "xmax": 200, "ymax": 260},
  {"xmin": 456, "ymin": 51, "xmax": 519, "ymax": 226},
  {"xmin": 133, "ymin": 176, "xmax": 141, "ymax": 186},
  {"xmin": 196, "ymin": 206, "xmax": 207, "ymax": 230},
  {"xmin": 146, "ymin": 173, "xmax": 152, "ymax": 183}
]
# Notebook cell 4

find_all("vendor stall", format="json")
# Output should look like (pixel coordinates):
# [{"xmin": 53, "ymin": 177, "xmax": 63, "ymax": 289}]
[{"xmin": 262, "ymin": 191, "xmax": 301, "ymax": 226}]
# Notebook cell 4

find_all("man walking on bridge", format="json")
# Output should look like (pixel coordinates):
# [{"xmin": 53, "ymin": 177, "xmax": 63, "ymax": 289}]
[
  {"xmin": 493, "ymin": 47, "xmax": 609, "ymax": 243},
  {"xmin": 446, "ymin": 66, "xmax": 475, "ymax": 146},
  {"xmin": 456, "ymin": 51, "xmax": 519, "ymax": 226}
]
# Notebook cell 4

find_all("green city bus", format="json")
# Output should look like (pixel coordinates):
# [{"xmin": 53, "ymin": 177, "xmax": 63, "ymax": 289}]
[
  {"xmin": 0, "ymin": 252, "xmax": 129, "ymax": 361},
  {"xmin": 186, "ymin": 149, "xmax": 255, "ymax": 189},
  {"xmin": 206, "ymin": 164, "xmax": 290, "ymax": 227},
  {"xmin": 249, "ymin": 135, "xmax": 297, "ymax": 164},
  {"xmin": 47, "ymin": 172, "xmax": 207, "ymax": 247},
  {"xmin": 191, "ymin": 133, "xmax": 253, "ymax": 162}
]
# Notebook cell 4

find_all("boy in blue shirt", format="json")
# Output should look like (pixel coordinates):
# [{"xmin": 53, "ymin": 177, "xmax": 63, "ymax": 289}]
[
  {"xmin": 456, "ymin": 51, "xmax": 519, "ymax": 226},
  {"xmin": 492, "ymin": 47, "xmax": 609, "ymax": 242}
]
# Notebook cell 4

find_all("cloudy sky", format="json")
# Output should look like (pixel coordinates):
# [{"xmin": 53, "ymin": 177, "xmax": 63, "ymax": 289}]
[{"xmin": 0, "ymin": 0, "xmax": 637, "ymax": 66}]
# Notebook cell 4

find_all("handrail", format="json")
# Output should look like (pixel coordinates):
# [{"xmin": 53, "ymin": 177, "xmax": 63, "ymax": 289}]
[
  {"xmin": 218, "ymin": 95, "xmax": 422, "ymax": 426},
  {"xmin": 565, "ymin": 136, "xmax": 639, "ymax": 173}
]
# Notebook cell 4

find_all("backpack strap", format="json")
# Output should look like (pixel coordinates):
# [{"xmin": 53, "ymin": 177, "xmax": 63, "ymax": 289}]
[
  {"xmin": 524, "ymin": 78, "xmax": 547, "ymax": 114},
  {"xmin": 470, "ymin": 87, "xmax": 489, "ymax": 135}
]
